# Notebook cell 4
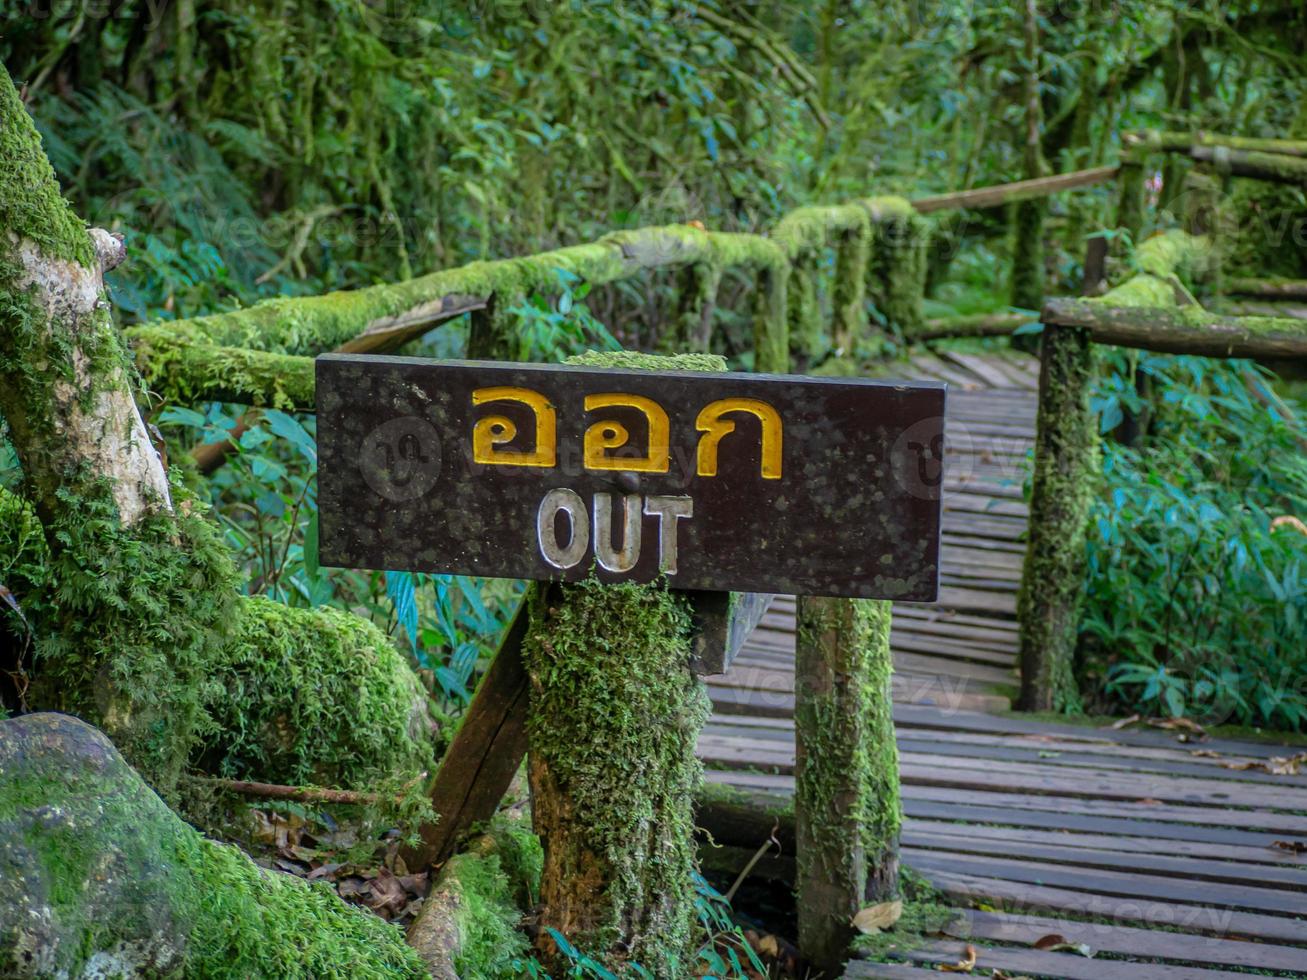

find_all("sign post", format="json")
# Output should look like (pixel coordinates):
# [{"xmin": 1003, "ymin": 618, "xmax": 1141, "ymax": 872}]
[{"xmin": 317, "ymin": 352, "xmax": 944, "ymax": 972}]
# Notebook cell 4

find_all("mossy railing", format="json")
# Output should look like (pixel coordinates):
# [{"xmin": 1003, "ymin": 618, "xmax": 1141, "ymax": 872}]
[{"xmin": 129, "ymin": 197, "xmax": 932, "ymax": 412}]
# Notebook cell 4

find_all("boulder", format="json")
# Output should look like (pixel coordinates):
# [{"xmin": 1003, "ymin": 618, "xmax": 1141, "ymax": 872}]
[{"xmin": 0, "ymin": 712, "xmax": 427, "ymax": 979}]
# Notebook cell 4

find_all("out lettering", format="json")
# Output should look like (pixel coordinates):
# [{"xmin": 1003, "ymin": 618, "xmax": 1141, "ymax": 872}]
[{"xmin": 536, "ymin": 489, "xmax": 693, "ymax": 575}]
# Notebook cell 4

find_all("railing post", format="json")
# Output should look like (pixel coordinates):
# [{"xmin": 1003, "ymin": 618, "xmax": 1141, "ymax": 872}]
[
  {"xmin": 832, "ymin": 221, "xmax": 870, "ymax": 354},
  {"xmin": 754, "ymin": 261, "xmax": 790, "ymax": 373},
  {"xmin": 467, "ymin": 290, "xmax": 523, "ymax": 360},
  {"xmin": 673, "ymin": 261, "xmax": 721, "ymax": 353},
  {"xmin": 787, "ymin": 248, "xmax": 822, "ymax": 369},
  {"xmin": 795, "ymin": 596, "xmax": 900, "ymax": 975},
  {"xmin": 1017, "ymin": 323, "xmax": 1098, "ymax": 711}
]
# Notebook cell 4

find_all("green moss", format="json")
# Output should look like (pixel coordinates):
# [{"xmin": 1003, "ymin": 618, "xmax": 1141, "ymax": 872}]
[
  {"xmin": 832, "ymin": 221, "xmax": 871, "ymax": 353},
  {"xmin": 131, "ymin": 327, "xmax": 315, "ymax": 410},
  {"xmin": 524, "ymin": 577, "xmax": 707, "ymax": 977},
  {"xmin": 200, "ymin": 597, "xmax": 436, "ymax": 786},
  {"xmin": 567, "ymin": 349, "xmax": 727, "ymax": 372},
  {"xmin": 672, "ymin": 261, "xmax": 723, "ymax": 354},
  {"xmin": 443, "ymin": 851, "xmax": 532, "ymax": 977},
  {"xmin": 0, "ymin": 69, "xmax": 94, "ymax": 268},
  {"xmin": 0, "ymin": 712, "xmax": 427, "ymax": 979},
  {"xmin": 794, "ymin": 597, "xmax": 900, "ymax": 969},
  {"xmin": 786, "ymin": 250, "xmax": 823, "ymax": 360},
  {"xmin": 1132, "ymin": 230, "xmax": 1209, "ymax": 281},
  {"xmin": 860, "ymin": 197, "xmax": 929, "ymax": 338}
]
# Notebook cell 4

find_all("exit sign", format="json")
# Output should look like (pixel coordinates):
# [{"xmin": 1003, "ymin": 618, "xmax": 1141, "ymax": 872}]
[{"xmin": 316, "ymin": 356, "xmax": 944, "ymax": 600}]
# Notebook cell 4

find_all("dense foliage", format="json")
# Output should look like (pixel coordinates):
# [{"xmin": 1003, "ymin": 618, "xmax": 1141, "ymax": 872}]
[
  {"xmin": 4, "ymin": 2, "xmax": 1307, "ymax": 725},
  {"xmin": 1084, "ymin": 353, "xmax": 1307, "ymax": 729}
]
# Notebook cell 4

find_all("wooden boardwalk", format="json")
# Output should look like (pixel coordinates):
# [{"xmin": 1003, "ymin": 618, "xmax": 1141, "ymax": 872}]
[{"xmin": 699, "ymin": 350, "xmax": 1307, "ymax": 978}]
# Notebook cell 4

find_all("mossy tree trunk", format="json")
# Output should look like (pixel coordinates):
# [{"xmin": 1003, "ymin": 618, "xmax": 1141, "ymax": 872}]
[
  {"xmin": 0, "ymin": 64, "xmax": 238, "ymax": 787},
  {"xmin": 794, "ymin": 596, "xmax": 900, "ymax": 974},
  {"xmin": 0, "ymin": 65, "xmax": 434, "ymax": 794},
  {"xmin": 1017, "ymin": 324, "xmax": 1097, "ymax": 712}
]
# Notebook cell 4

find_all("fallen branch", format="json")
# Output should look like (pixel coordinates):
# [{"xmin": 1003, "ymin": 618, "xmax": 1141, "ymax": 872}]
[
  {"xmin": 192, "ymin": 774, "xmax": 425, "ymax": 806},
  {"xmin": 1134, "ymin": 129, "xmax": 1307, "ymax": 160}
]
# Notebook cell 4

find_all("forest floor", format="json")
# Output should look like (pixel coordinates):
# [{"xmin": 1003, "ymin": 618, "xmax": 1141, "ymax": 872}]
[{"xmin": 700, "ymin": 348, "xmax": 1307, "ymax": 979}]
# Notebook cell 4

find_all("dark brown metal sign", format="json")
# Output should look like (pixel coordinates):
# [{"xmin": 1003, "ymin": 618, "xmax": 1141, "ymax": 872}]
[{"xmin": 316, "ymin": 356, "xmax": 945, "ymax": 600}]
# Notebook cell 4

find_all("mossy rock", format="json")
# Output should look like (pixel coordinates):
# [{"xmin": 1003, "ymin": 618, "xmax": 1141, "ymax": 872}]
[
  {"xmin": 0, "ymin": 712, "xmax": 427, "ymax": 979},
  {"xmin": 200, "ymin": 596, "xmax": 437, "ymax": 786}
]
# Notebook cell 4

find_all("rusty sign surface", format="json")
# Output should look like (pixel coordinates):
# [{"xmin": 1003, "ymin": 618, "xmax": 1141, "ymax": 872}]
[{"xmin": 316, "ymin": 356, "xmax": 946, "ymax": 600}]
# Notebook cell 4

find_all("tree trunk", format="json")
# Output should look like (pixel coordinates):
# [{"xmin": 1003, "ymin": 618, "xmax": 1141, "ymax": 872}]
[{"xmin": 0, "ymin": 65, "xmax": 237, "ymax": 786}]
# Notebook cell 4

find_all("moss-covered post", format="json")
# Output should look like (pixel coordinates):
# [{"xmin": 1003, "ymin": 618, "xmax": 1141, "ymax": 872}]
[
  {"xmin": 794, "ymin": 596, "xmax": 899, "ymax": 975},
  {"xmin": 673, "ymin": 261, "xmax": 722, "ymax": 353},
  {"xmin": 754, "ymin": 261, "xmax": 790, "ymax": 373},
  {"xmin": 788, "ymin": 248, "xmax": 822, "ymax": 368},
  {"xmin": 524, "ymin": 351, "xmax": 721, "ymax": 977},
  {"xmin": 862, "ymin": 198, "xmax": 928, "ymax": 340},
  {"xmin": 832, "ymin": 221, "xmax": 871, "ymax": 354},
  {"xmin": 467, "ymin": 290, "xmax": 525, "ymax": 361},
  {"xmin": 1017, "ymin": 324, "xmax": 1097, "ymax": 711}
]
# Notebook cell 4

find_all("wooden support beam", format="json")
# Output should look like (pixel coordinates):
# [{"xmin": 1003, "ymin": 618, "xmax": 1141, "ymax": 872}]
[
  {"xmin": 400, "ymin": 601, "xmax": 531, "ymax": 872},
  {"xmin": 1041, "ymin": 298, "xmax": 1307, "ymax": 359},
  {"xmin": 910, "ymin": 165, "xmax": 1119, "ymax": 214}
]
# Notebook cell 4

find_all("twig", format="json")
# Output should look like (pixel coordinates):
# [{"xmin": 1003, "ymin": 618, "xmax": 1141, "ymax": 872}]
[
  {"xmin": 724, "ymin": 823, "xmax": 781, "ymax": 903},
  {"xmin": 192, "ymin": 772, "xmax": 427, "ymax": 806}
]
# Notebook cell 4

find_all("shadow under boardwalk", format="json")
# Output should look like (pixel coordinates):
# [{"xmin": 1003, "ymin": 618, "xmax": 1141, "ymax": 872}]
[{"xmin": 697, "ymin": 349, "xmax": 1307, "ymax": 979}]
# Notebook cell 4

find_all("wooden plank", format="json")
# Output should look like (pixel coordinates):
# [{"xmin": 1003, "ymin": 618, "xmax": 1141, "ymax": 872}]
[
  {"xmin": 948, "ymin": 909, "xmax": 1307, "ymax": 973},
  {"xmin": 895, "ymin": 735, "xmax": 1307, "ymax": 788},
  {"xmin": 891, "ymin": 704, "xmax": 1296, "ymax": 759},
  {"xmin": 905, "ymin": 850, "xmax": 1307, "ymax": 916},
  {"xmin": 842, "ymin": 963, "xmax": 948, "ymax": 979},
  {"xmin": 897, "ymin": 940, "xmax": 1262, "ymax": 980},
  {"xmin": 898, "ymin": 752, "xmax": 1307, "ymax": 810},
  {"xmin": 900, "ymin": 782, "xmax": 1307, "ymax": 835},
  {"xmin": 923, "ymin": 871, "xmax": 1307, "ymax": 945},
  {"xmin": 401, "ymin": 602, "xmax": 529, "ymax": 870},
  {"xmin": 916, "ymin": 797, "xmax": 1298, "ymax": 855},
  {"xmin": 938, "ymin": 350, "xmax": 1019, "ymax": 390},
  {"xmin": 904, "ymin": 815, "xmax": 1301, "ymax": 862},
  {"xmin": 903, "ymin": 829, "xmax": 1307, "ymax": 890}
]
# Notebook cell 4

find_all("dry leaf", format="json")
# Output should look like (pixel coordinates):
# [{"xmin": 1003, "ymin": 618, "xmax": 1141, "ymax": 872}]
[
  {"xmin": 1032, "ymin": 934, "xmax": 1066, "ymax": 949},
  {"xmin": 1225, "ymin": 752, "xmax": 1307, "ymax": 776},
  {"xmin": 1109, "ymin": 713, "xmax": 1141, "ymax": 730},
  {"xmin": 1271, "ymin": 839, "xmax": 1307, "ymax": 855},
  {"xmin": 852, "ymin": 899, "xmax": 903, "ymax": 934},
  {"xmin": 1190, "ymin": 749, "xmax": 1223, "ymax": 759},
  {"xmin": 938, "ymin": 944, "xmax": 978, "ymax": 973}
]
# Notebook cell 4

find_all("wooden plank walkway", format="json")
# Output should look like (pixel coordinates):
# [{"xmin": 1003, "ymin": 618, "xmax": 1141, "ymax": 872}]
[{"xmin": 698, "ymin": 349, "xmax": 1307, "ymax": 979}]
